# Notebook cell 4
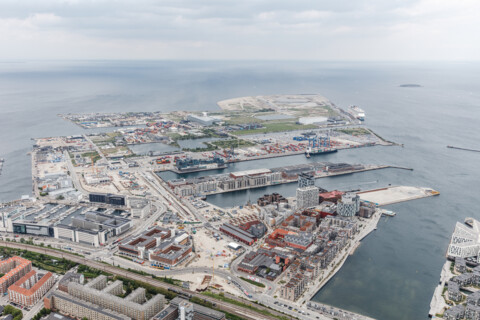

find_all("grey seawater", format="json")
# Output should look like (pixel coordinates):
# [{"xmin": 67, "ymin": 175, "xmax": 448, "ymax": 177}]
[{"xmin": 1, "ymin": 60, "xmax": 480, "ymax": 319}]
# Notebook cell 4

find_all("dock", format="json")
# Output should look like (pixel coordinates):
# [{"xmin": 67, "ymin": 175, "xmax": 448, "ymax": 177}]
[{"xmin": 165, "ymin": 164, "xmax": 410, "ymax": 197}]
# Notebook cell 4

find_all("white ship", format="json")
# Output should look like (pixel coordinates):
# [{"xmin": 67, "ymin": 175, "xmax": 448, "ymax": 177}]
[{"xmin": 348, "ymin": 106, "xmax": 365, "ymax": 121}]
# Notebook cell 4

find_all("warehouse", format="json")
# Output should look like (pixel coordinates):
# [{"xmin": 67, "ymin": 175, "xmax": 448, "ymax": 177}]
[{"xmin": 219, "ymin": 223, "xmax": 255, "ymax": 246}]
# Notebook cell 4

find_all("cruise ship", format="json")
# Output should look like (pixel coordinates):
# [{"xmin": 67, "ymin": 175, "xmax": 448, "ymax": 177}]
[{"xmin": 348, "ymin": 106, "xmax": 365, "ymax": 121}]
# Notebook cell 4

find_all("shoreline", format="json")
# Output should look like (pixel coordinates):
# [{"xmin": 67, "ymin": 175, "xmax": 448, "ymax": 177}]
[{"xmin": 299, "ymin": 210, "xmax": 383, "ymax": 320}]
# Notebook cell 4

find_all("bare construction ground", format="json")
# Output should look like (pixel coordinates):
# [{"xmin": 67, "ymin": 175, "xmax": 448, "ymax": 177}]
[
  {"xmin": 217, "ymin": 94, "xmax": 332, "ymax": 114},
  {"xmin": 358, "ymin": 186, "xmax": 440, "ymax": 206}
]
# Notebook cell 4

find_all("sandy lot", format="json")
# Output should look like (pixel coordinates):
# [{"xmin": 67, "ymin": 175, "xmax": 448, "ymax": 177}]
[{"xmin": 358, "ymin": 186, "xmax": 439, "ymax": 206}]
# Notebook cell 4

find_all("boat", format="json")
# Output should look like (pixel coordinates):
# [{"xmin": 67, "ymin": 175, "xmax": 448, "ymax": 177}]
[
  {"xmin": 348, "ymin": 105, "xmax": 365, "ymax": 121},
  {"xmin": 305, "ymin": 147, "xmax": 338, "ymax": 157},
  {"xmin": 381, "ymin": 209, "xmax": 396, "ymax": 217},
  {"xmin": 465, "ymin": 217, "xmax": 475, "ymax": 227}
]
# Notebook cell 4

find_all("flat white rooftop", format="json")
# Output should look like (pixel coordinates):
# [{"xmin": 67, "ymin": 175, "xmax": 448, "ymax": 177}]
[{"xmin": 230, "ymin": 168, "xmax": 271, "ymax": 178}]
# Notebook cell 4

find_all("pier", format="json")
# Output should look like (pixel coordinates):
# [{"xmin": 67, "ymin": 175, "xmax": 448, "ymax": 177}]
[
  {"xmin": 358, "ymin": 186, "xmax": 439, "ymax": 206},
  {"xmin": 164, "ymin": 164, "xmax": 412, "ymax": 197},
  {"xmin": 447, "ymin": 145, "xmax": 480, "ymax": 153}
]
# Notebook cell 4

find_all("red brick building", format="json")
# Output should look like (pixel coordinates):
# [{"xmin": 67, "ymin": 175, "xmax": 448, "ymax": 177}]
[
  {"xmin": 0, "ymin": 256, "xmax": 32, "ymax": 294},
  {"xmin": 8, "ymin": 270, "xmax": 54, "ymax": 307}
]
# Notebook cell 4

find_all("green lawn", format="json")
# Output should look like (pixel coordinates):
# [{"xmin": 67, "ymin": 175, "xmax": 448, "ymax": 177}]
[
  {"xmin": 240, "ymin": 276, "xmax": 266, "ymax": 288},
  {"xmin": 337, "ymin": 127, "xmax": 370, "ymax": 136}
]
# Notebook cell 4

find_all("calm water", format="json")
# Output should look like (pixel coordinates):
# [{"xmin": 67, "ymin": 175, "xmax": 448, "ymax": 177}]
[{"xmin": 1, "ymin": 60, "xmax": 480, "ymax": 319}]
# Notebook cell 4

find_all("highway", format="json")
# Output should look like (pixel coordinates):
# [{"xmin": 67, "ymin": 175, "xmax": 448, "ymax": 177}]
[{"xmin": 0, "ymin": 241, "xmax": 285, "ymax": 320}]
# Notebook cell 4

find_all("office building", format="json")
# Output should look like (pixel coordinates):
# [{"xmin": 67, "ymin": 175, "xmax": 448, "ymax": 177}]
[
  {"xmin": 89, "ymin": 193, "xmax": 126, "ymax": 206},
  {"xmin": 54, "ymin": 211, "xmax": 132, "ymax": 247}
]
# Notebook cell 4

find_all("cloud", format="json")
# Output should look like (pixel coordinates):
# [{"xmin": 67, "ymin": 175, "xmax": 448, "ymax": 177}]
[{"xmin": 0, "ymin": 0, "xmax": 478, "ymax": 60}]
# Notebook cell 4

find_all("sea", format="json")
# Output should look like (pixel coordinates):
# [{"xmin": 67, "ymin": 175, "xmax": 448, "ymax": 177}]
[{"xmin": 1, "ymin": 60, "xmax": 480, "ymax": 319}]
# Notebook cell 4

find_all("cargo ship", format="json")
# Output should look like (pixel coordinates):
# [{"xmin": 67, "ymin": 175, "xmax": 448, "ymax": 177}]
[
  {"xmin": 174, "ymin": 156, "xmax": 227, "ymax": 173},
  {"xmin": 305, "ymin": 147, "xmax": 338, "ymax": 157},
  {"xmin": 348, "ymin": 105, "xmax": 365, "ymax": 121}
]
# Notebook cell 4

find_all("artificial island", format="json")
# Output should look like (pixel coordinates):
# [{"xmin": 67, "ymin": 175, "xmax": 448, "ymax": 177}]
[{"xmin": 0, "ymin": 95, "xmax": 439, "ymax": 320}]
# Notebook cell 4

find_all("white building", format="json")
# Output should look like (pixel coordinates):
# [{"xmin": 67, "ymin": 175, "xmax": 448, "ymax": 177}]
[
  {"xmin": 447, "ymin": 219, "xmax": 480, "ymax": 262},
  {"xmin": 296, "ymin": 186, "xmax": 319, "ymax": 209},
  {"xmin": 337, "ymin": 192, "xmax": 360, "ymax": 217}
]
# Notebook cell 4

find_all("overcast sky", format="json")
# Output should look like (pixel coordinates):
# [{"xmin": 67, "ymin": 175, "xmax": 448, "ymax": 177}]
[{"xmin": 0, "ymin": 0, "xmax": 479, "ymax": 61}]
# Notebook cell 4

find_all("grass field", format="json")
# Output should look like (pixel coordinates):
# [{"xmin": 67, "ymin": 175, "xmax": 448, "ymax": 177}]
[
  {"xmin": 337, "ymin": 127, "xmax": 371, "ymax": 136},
  {"xmin": 232, "ymin": 123, "xmax": 317, "ymax": 135},
  {"xmin": 210, "ymin": 139, "xmax": 255, "ymax": 148}
]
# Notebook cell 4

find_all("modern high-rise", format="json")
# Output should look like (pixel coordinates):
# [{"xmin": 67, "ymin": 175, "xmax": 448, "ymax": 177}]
[
  {"xmin": 298, "ymin": 172, "xmax": 315, "ymax": 188},
  {"xmin": 337, "ymin": 192, "xmax": 360, "ymax": 217},
  {"xmin": 296, "ymin": 186, "xmax": 319, "ymax": 209}
]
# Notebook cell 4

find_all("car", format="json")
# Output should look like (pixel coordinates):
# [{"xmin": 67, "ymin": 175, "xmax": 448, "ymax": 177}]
[
  {"xmin": 288, "ymin": 307, "xmax": 293, "ymax": 310},
  {"xmin": 274, "ymin": 301, "xmax": 278, "ymax": 305}
]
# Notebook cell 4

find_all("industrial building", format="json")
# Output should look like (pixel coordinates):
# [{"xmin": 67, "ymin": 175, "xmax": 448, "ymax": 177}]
[
  {"xmin": 8, "ymin": 270, "xmax": 54, "ymax": 307},
  {"xmin": 56, "ymin": 275, "xmax": 166, "ymax": 320},
  {"xmin": 0, "ymin": 256, "xmax": 32, "ymax": 294},
  {"xmin": 54, "ymin": 211, "xmax": 132, "ymax": 247},
  {"xmin": 337, "ymin": 192, "xmax": 360, "ymax": 217},
  {"xmin": 219, "ymin": 223, "xmax": 256, "ymax": 246},
  {"xmin": 296, "ymin": 186, "xmax": 319, "ymax": 209},
  {"xmin": 186, "ymin": 114, "xmax": 220, "ymax": 126}
]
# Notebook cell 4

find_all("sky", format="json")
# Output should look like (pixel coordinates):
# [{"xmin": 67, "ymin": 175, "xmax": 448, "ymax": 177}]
[{"xmin": 0, "ymin": 0, "xmax": 479, "ymax": 61}]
